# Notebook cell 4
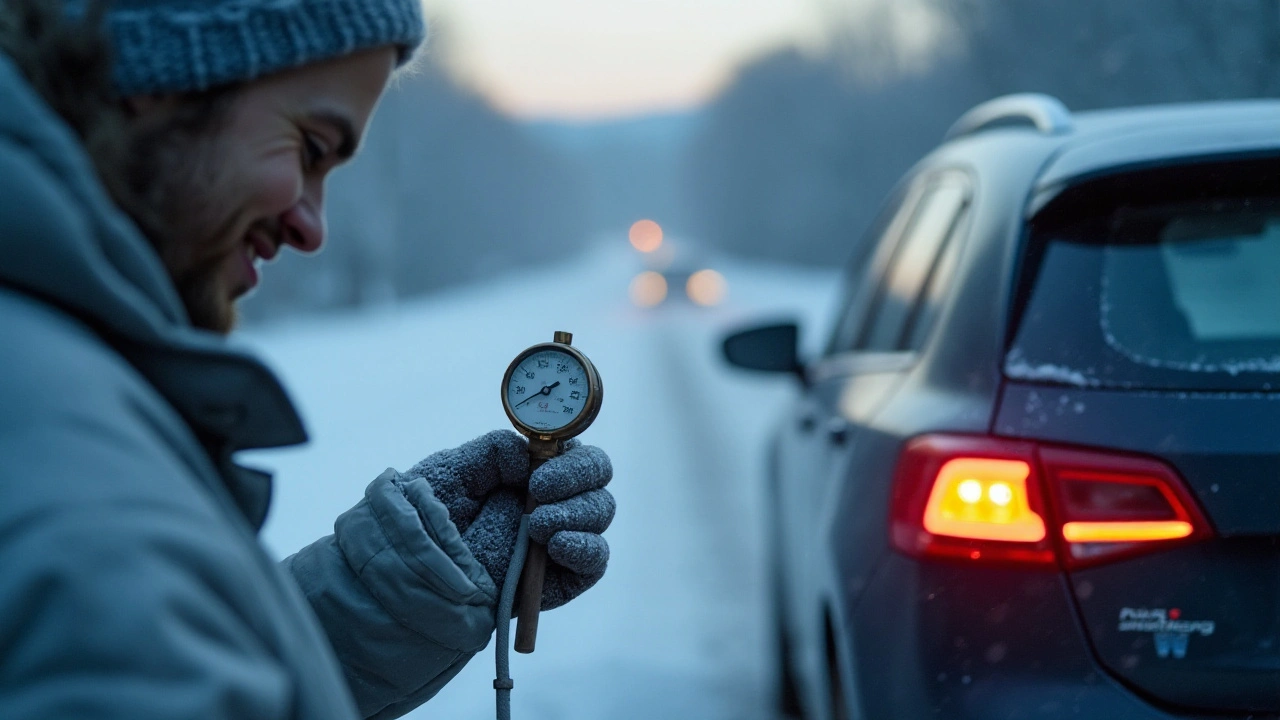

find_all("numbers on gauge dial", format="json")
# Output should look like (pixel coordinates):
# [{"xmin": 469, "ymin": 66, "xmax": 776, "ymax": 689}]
[{"xmin": 508, "ymin": 350, "xmax": 589, "ymax": 431}]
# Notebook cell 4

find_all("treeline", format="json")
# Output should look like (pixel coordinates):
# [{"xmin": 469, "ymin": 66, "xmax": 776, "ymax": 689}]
[
  {"xmin": 685, "ymin": 0, "xmax": 1280, "ymax": 267},
  {"xmin": 241, "ymin": 54, "xmax": 589, "ymax": 322}
]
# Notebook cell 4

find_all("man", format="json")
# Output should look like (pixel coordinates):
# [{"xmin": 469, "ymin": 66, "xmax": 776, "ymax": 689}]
[{"xmin": 0, "ymin": 1, "xmax": 615, "ymax": 719}]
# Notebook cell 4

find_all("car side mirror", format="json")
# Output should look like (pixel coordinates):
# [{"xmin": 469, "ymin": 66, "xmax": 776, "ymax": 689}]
[{"xmin": 721, "ymin": 322, "xmax": 806, "ymax": 384}]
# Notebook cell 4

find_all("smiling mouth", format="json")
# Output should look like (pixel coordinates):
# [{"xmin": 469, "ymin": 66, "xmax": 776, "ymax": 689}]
[
  {"xmin": 247, "ymin": 228, "xmax": 280, "ymax": 264},
  {"xmin": 234, "ymin": 228, "xmax": 280, "ymax": 296}
]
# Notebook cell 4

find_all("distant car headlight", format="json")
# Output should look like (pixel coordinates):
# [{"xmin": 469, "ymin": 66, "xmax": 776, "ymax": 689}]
[
  {"xmin": 629, "ymin": 220, "xmax": 664, "ymax": 253},
  {"xmin": 630, "ymin": 271, "xmax": 668, "ymax": 307},
  {"xmin": 686, "ymin": 269, "xmax": 727, "ymax": 306}
]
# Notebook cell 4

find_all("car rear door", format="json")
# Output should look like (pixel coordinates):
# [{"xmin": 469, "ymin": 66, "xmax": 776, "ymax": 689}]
[
  {"xmin": 771, "ymin": 177, "xmax": 919, "ymax": 668},
  {"xmin": 780, "ymin": 170, "xmax": 974, "ymax": 670}
]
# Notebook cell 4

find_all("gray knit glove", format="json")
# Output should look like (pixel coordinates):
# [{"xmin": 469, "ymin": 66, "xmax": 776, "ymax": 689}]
[{"xmin": 402, "ymin": 430, "xmax": 614, "ymax": 611}]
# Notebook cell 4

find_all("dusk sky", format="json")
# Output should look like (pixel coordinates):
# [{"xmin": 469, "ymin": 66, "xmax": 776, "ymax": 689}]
[{"xmin": 420, "ymin": 0, "xmax": 830, "ymax": 120}]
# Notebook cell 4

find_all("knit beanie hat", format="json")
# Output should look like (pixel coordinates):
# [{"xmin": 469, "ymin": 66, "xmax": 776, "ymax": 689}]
[{"xmin": 75, "ymin": 0, "xmax": 427, "ymax": 97}]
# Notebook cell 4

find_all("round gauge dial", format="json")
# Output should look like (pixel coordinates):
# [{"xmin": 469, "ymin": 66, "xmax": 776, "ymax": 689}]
[{"xmin": 503, "ymin": 347, "xmax": 597, "ymax": 435}]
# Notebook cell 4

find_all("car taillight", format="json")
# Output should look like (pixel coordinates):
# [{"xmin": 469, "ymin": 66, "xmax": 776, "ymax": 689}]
[
  {"xmin": 1040, "ymin": 446, "xmax": 1211, "ymax": 567},
  {"xmin": 890, "ymin": 434, "xmax": 1213, "ymax": 569},
  {"xmin": 891, "ymin": 436, "xmax": 1056, "ymax": 566}
]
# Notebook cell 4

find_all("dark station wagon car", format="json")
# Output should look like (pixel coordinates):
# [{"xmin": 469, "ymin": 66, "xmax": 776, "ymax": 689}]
[{"xmin": 723, "ymin": 93, "xmax": 1280, "ymax": 720}]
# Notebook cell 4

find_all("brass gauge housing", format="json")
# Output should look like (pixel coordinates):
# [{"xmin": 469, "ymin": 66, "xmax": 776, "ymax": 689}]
[{"xmin": 501, "ymin": 331, "xmax": 603, "ymax": 444}]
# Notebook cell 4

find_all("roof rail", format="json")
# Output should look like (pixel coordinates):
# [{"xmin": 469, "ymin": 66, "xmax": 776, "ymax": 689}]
[{"xmin": 945, "ymin": 93, "xmax": 1073, "ymax": 141}]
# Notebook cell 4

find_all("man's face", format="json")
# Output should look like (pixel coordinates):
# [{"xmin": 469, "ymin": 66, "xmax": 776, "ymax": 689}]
[{"xmin": 130, "ymin": 47, "xmax": 397, "ymax": 333}]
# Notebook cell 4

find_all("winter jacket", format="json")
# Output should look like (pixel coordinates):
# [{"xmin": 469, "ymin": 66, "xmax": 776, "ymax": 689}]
[{"xmin": 0, "ymin": 52, "xmax": 499, "ymax": 720}]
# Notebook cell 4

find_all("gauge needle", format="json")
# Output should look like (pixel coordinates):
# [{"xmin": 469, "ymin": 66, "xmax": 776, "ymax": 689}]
[{"xmin": 515, "ymin": 381, "xmax": 561, "ymax": 408}]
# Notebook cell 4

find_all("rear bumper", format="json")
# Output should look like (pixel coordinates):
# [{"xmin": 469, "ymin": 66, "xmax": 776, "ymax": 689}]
[{"xmin": 842, "ymin": 552, "xmax": 1252, "ymax": 719}]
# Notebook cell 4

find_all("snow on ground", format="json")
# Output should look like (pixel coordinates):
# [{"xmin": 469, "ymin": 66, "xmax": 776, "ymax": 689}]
[{"xmin": 236, "ymin": 240, "xmax": 839, "ymax": 719}]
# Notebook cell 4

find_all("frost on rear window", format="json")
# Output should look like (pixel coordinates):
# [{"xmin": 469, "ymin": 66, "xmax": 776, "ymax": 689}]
[
  {"xmin": 1099, "ymin": 219, "xmax": 1280, "ymax": 376},
  {"xmin": 1005, "ymin": 202, "xmax": 1280, "ymax": 391},
  {"xmin": 1004, "ymin": 348, "xmax": 1097, "ymax": 387}
]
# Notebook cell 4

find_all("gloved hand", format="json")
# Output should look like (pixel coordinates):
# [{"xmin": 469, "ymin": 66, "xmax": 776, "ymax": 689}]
[{"xmin": 401, "ymin": 430, "xmax": 614, "ymax": 611}]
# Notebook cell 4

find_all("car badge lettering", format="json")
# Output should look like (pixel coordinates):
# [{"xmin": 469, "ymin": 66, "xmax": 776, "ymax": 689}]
[{"xmin": 1117, "ymin": 607, "xmax": 1215, "ymax": 659}]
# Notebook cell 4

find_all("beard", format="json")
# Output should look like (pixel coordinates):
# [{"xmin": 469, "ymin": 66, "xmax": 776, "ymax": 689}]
[{"xmin": 119, "ymin": 94, "xmax": 248, "ymax": 334}]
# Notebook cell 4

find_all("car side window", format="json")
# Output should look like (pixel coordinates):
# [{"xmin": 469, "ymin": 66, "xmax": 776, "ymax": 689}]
[
  {"xmin": 855, "ymin": 173, "xmax": 971, "ymax": 353},
  {"xmin": 901, "ymin": 195, "xmax": 971, "ymax": 351},
  {"xmin": 824, "ymin": 181, "xmax": 921, "ymax": 356}
]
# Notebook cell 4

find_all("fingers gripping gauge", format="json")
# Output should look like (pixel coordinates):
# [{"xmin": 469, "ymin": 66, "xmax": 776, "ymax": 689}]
[{"xmin": 501, "ymin": 331, "xmax": 602, "ymax": 653}]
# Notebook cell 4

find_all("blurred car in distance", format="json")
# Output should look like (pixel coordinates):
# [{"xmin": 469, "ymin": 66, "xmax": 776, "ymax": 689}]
[
  {"xmin": 723, "ymin": 93, "xmax": 1280, "ymax": 720},
  {"xmin": 627, "ymin": 221, "xmax": 727, "ymax": 308}
]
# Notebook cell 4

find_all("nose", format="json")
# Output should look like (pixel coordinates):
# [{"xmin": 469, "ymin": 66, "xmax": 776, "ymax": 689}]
[{"xmin": 279, "ymin": 192, "xmax": 326, "ymax": 254}]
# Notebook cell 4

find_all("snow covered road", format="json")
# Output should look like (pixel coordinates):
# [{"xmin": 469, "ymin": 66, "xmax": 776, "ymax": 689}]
[{"xmin": 238, "ymin": 242, "xmax": 839, "ymax": 719}]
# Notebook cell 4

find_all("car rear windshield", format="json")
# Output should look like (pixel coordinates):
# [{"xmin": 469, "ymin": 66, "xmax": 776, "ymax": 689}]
[{"xmin": 1007, "ymin": 158, "xmax": 1280, "ymax": 392}]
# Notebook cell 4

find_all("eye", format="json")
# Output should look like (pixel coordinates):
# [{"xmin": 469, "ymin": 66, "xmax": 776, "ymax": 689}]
[{"xmin": 302, "ymin": 133, "xmax": 328, "ymax": 170}]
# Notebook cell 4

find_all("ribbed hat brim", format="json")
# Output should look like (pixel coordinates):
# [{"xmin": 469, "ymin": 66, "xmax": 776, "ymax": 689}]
[{"xmin": 93, "ymin": 0, "xmax": 426, "ymax": 96}]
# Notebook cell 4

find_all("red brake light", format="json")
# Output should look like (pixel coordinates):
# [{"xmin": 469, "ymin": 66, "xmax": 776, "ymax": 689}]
[
  {"xmin": 1040, "ymin": 446, "xmax": 1211, "ymax": 568},
  {"xmin": 890, "ymin": 434, "xmax": 1213, "ymax": 568}
]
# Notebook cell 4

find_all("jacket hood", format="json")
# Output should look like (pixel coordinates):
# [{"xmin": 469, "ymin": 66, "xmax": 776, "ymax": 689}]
[{"xmin": 0, "ymin": 52, "xmax": 306, "ymax": 452}]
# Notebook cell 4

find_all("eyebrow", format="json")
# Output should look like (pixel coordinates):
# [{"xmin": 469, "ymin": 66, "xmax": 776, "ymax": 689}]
[{"xmin": 309, "ymin": 110, "xmax": 358, "ymax": 160}]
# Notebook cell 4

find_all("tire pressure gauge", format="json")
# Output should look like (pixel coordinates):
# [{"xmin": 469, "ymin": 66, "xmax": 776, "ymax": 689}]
[
  {"xmin": 501, "ymin": 331, "xmax": 602, "ymax": 653},
  {"xmin": 502, "ymin": 331, "xmax": 603, "ymax": 443}
]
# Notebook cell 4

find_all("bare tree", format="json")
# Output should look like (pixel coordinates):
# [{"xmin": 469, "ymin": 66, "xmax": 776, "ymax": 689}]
[{"xmin": 925, "ymin": 0, "xmax": 1280, "ymax": 109}]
